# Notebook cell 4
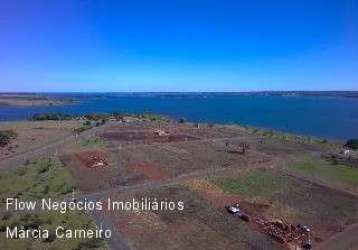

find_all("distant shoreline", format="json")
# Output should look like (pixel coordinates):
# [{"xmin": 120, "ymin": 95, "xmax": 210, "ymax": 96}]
[
  {"xmin": 0, "ymin": 94, "xmax": 75, "ymax": 107},
  {"xmin": 0, "ymin": 93, "xmax": 357, "ymax": 140},
  {"xmin": 0, "ymin": 91, "xmax": 358, "ymax": 107}
]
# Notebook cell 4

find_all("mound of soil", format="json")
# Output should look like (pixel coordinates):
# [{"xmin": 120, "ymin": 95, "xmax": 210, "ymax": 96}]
[{"xmin": 74, "ymin": 150, "xmax": 108, "ymax": 168}]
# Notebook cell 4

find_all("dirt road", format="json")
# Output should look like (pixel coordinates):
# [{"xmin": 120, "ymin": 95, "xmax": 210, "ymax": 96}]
[{"xmin": 0, "ymin": 123, "xmax": 109, "ymax": 170}]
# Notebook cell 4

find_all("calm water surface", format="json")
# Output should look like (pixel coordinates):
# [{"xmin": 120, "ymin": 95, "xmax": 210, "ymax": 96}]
[{"xmin": 0, "ymin": 93, "xmax": 357, "ymax": 140}]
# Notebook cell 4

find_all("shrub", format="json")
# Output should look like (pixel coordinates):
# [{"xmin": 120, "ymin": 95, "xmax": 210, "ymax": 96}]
[
  {"xmin": 345, "ymin": 139, "xmax": 358, "ymax": 149},
  {"xmin": 262, "ymin": 130, "xmax": 274, "ymax": 137},
  {"xmin": 111, "ymin": 112, "xmax": 124, "ymax": 119},
  {"xmin": 94, "ymin": 119, "xmax": 105, "ymax": 127},
  {"xmin": 84, "ymin": 113, "xmax": 109, "ymax": 121},
  {"xmin": 73, "ymin": 126, "xmax": 90, "ymax": 134},
  {"xmin": 31, "ymin": 112, "xmax": 73, "ymax": 121},
  {"xmin": 44, "ymin": 231, "xmax": 57, "ymax": 242},
  {"xmin": 0, "ymin": 130, "xmax": 17, "ymax": 147},
  {"xmin": 83, "ymin": 120, "xmax": 91, "ymax": 126},
  {"xmin": 140, "ymin": 112, "xmax": 167, "ymax": 121},
  {"xmin": 178, "ymin": 117, "xmax": 186, "ymax": 123},
  {"xmin": 36, "ymin": 160, "xmax": 51, "ymax": 174}
]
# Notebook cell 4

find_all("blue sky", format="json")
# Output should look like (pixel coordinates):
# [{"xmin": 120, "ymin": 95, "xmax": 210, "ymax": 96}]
[{"xmin": 0, "ymin": 0, "xmax": 357, "ymax": 92}]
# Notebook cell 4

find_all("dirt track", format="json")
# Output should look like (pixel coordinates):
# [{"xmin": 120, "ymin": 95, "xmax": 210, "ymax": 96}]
[
  {"xmin": 317, "ymin": 222, "xmax": 358, "ymax": 250},
  {"xmin": 0, "ymin": 122, "xmax": 109, "ymax": 170}
]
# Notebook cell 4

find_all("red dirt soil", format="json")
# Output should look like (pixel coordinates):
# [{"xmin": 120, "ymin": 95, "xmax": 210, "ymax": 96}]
[
  {"xmin": 129, "ymin": 162, "xmax": 169, "ymax": 182},
  {"xmin": 74, "ymin": 150, "xmax": 108, "ymax": 168}
]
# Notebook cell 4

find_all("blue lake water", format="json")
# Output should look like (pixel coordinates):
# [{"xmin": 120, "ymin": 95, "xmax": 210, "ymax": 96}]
[{"xmin": 0, "ymin": 93, "xmax": 357, "ymax": 140}]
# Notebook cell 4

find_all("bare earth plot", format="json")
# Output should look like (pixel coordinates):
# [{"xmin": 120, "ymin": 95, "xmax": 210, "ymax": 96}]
[
  {"xmin": 60, "ymin": 122, "xmax": 268, "ymax": 193},
  {"xmin": 98, "ymin": 185, "xmax": 281, "ymax": 250}
]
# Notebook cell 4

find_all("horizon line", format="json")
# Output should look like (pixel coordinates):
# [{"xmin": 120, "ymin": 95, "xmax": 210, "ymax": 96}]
[{"xmin": 1, "ymin": 90, "xmax": 358, "ymax": 94}]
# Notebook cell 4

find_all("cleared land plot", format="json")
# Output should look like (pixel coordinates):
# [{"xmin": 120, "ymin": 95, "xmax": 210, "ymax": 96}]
[
  {"xmin": 99, "ymin": 185, "xmax": 281, "ymax": 250},
  {"xmin": 22, "ymin": 120, "xmax": 355, "ymax": 249},
  {"xmin": 0, "ymin": 120, "xmax": 82, "ymax": 159},
  {"xmin": 60, "ymin": 150, "xmax": 117, "ymax": 193},
  {"xmin": 212, "ymin": 168, "xmax": 358, "ymax": 244},
  {"xmin": 118, "ymin": 140, "xmax": 270, "ymax": 176},
  {"xmin": 59, "ymin": 121, "xmax": 270, "ymax": 193},
  {"xmin": 101, "ymin": 130, "xmax": 200, "ymax": 145},
  {"xmin": 98, "ymin": 122, "xmax": 247, "ymax": 147},
  {"xmin": 60, "ymin": 138, "xmax": 271, "ymax": 193}
]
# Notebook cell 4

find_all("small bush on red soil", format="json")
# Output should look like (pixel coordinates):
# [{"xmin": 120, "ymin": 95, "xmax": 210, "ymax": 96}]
[{"xmin": 0, "ymin": 130, "xmax": 17, "ymax": 147}]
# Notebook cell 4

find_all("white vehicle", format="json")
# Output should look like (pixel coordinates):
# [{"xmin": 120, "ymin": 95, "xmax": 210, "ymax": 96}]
[
  {"xmin": 227, "ymin": 205, "xmax": 240, "ymax": 214},
  {"xmin": 226, "ymin": 203, "xmax": 250, "ymax": 222}
]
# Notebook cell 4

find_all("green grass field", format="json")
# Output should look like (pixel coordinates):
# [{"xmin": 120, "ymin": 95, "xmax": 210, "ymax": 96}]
[
  {"xmin": 0, "ymin": 158, "xmax": 75, "ymax": 201},
  {"xmin": 81, "ymin": 137, "xmax": 105, "ymax": 148},
  {"xmin": 0, "ymin": 158, "xmax": 107, "ymax": 250},
  {"xmin": 213, "ymin": 169, "xmax": 285, "ymax": 202},
  {"xmin": 289, "ymin": 157, "xmax": 358, "ymax": 192}
]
